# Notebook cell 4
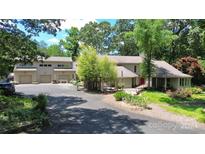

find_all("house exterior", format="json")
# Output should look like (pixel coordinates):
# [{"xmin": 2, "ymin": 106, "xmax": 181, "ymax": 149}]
[
  {"xmin": 103, "ymin": 56, "xmax": 192, "ymax": 89},
  {"xmin": 14, "ymin": 57, "xmax": 76, "ymax": 84},
  {"xmin": 14, "ymin": 55, "xmax": 192, "ymax": 89}
]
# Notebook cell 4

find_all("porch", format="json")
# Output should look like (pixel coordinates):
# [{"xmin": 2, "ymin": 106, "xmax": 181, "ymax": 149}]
[{"xmin": 152, "ymin": 77, "xmax": 192, "ymax": 90}]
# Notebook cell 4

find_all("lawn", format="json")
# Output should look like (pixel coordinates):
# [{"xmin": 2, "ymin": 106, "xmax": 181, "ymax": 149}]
[
  {"xmin": 0, "ymin": 95, "xmax": 48, "ymax": 133},
  {"xmin": 138, "ymin": 90, "xmax": 205, "ymax": 123}
]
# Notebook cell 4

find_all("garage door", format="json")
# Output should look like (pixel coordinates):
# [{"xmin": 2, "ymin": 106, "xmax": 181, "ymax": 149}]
[
  {"xmin": 19, "ymin": 75, "xmax": 32, "ymax": 84},
  {"xmin": 58, "ymin": 75, "xmax": 68, "ymax": 80},
  {"xmin": 40, "ymin": 75, "xmax": 51, "ymax": 83}
]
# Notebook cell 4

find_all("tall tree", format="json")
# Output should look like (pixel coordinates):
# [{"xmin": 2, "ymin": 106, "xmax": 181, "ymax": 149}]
[
  {"xmin": 60, "ymin": 27, "xmax": 80, "ymax": 60},
  {"xmin": 0, "ymin": 19, "xmax": 62, "ymax": 77},
  {"xmin": 46, "ymin": 44, "xmax": 65, "ymax": 57},
  {"xmin": 111, "ymin": 19, "xmax": 138, "ymax": 56},
  {"xmin": 134, "ymin": 19, "xmax": 175, "ymax": 88},
  {"xmin": 79, "ymin": 21, "xmax": 112, "ymax": 54},
  {"xmin": 77, "ymin": 45, "xmax": 117, "ymax": 91}
]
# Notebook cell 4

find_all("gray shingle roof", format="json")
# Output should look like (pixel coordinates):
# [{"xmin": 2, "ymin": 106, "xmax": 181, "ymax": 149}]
[
  {"xmin": 117, "ymin": 66, "xmax": 138, "ymax": 78},
  {"xmin": 99, "ymin": 55, "xmax": 143, "ymax": 64},
  {"xmin": 153, "ymin": 61, "xmax": 192, "ymax": 78},
  {"xmin": 44, "ymin": 56, "xmax": 72, "ymax": 62}
]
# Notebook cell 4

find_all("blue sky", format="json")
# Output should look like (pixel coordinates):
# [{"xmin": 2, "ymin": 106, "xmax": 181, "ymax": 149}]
[{"xmin": 32, "ymin": 19, "xmax": 116, "ymax": 46}]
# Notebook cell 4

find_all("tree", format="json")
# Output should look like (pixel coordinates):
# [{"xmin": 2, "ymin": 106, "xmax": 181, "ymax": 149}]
[
  {"xmin": 77, "ymin": 45, "xmax": 117, "ymax": 91},
  {"xmin": 173, "ymin": 56, "xmax": 205, "ymax": 85},
  {"xmin": 79, "ymin": 21, "xmax": 112, "ymax": 54},
  {"xmin": 0, "ymin": 19, "xmax": 62, "ymax": 77},
  {"xmin": 134, "ymin": 19, "xmax": 176, "ymax": 88},
  {"xmin": 60, "ymin": 27, "xmax": 80, "ymax": 60},
  {"xmin": 99, "ymin": 55, "xmax": 117, "ymax": 83},
  {"xmin": 111, "ymin": 19, "xmax": 138, "ymax": 56},
  {"xmin": 46, "ymin": 44, "xmax": 65, "ymax": 57}
]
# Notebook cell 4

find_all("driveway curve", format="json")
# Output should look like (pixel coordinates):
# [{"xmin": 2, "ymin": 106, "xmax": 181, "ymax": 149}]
[{"xmin": 16, "ymin": 84, "xmax": 205, "ymax": 134}]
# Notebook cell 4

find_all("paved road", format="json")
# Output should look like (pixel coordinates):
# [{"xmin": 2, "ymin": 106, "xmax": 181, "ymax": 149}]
[{"xmin": 16, "ymin": 84, "xmax": 205, "ymax": 134}]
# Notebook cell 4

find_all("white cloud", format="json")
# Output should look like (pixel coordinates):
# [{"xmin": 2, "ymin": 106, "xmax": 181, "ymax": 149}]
[
  {"xmin": 47, "ymin": 38, "xmax": 60, "ymax": 44},
  {"xmin": 60, "ymin": 19, "xmax": 96, "ymax": 30}
]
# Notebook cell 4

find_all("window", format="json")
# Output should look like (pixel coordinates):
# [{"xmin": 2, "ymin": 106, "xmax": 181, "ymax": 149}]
[
  {"xmin": 39, "ymin": 64, "xmax": 43, "ymax": 67},
  {"xmin": 48, "ymin": 64, "xmax": 52, "ymax": 67},
  {"xmin": 44, "ymin": 64, "xmax": 48, "ymax": 67},
  {"xmin": 58, "ymin": 64, "xmax": 64, "ymax": 68},
  {"xmin": 134, "ymin": 66, "xmax": 137, "ymax": 73}
]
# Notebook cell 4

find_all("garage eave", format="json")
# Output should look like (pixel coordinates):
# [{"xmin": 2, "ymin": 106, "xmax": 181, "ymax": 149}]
[
  {"xmin": 54, "ymin": 69, "xmax": 76, "ymax": 72},
  {"xmin": 14, "ymin": 68, "xmax": 37, "ymax": 72}
]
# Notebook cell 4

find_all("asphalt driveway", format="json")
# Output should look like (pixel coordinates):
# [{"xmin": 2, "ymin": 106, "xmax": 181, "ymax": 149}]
[{"xmin": 16, "ymin": 84, "xmax": 205, "ymax": 134}]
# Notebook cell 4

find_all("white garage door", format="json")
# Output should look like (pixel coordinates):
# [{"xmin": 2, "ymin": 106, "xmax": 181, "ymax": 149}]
[
  {"xmin": 19, "ymin": 75, "xmax": 32, "ymax": 84},
  {"xmin": 40, "ymin": 75, "xmax": 51, "ymax": 83}
]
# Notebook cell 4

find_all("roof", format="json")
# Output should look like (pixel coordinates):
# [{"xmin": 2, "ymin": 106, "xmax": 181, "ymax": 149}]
[
  {"xmin": 99, "ymin": 55, "xmax": 143, "ymax": 64},
  {"xmin": 153, "ymin": 61, "xmax": 192, "ymax": 78},
  {"xmin": 44, "ymin": 56, "xmax": 72, "ymax": 62},
  {"xmin": 117, "ymin": 66, "xmax": 138, "ymax": 78}
]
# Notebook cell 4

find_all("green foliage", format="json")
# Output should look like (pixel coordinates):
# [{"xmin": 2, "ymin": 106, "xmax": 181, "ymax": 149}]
[
  {"xmin": 134, "ymin": 19, "xmax": 176, "ymax": 87},
  {"xmin": 0, "ymin": 95, "xmax": 48, "ymax": 132},
  {"xmin": 113, "ymin": 91, "xmax": 128, "ymax": 101},
  {"xmin": 140, "ymin": 90, "xmax": 205, "ymax": 122},
  {"xmin": 187, "ymin": 87, "xmax": 203, "ymax": 94},
  {"xmin": 77, "ymin": 45, "xmax": 117, "ymax": 90},
  {"xmin": 113, "ymin": 91, "xmax": 148, "ymax": 108},
  {"xmin": 0, "ymin": 19, "xmax": 62, "ymax": 78},
  {"xmin": 167, "ymin": 88, "xmax": 192, "ymax": 99},
  {"xmin": 33, "ymin": 94, "xmax": 48, "ymax": 111},
  {"xmin": 111, "ymin": 20, "xmax": 138, "ymax": 56},
  {"xmin": 99, "ymin": 55, "xmax": 117, "ymax": 82},
  {"xmin": 60, "ymin": 27, "xmax": 80, "ymax": 60},
  {"xmin": 173, "ymin": 56, "xmax": 205, "ymax": 85},
  {"xmin": 79, "ymin": 21, "xmax": 112, "ymax": 54},
  {"xmin": 46, "ymin": 44, "xmax": 66, "ymax": 57}
]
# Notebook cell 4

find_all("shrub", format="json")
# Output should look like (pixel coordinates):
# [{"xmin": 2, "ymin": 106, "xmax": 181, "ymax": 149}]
[
  {"xmin": 33, "ymin": 94, "xmax": 48, "ymax": 111},
  {"xmin": 113, "ymin": 91, "xmax": 127, "ymax": 101},
  {"xmin": 167, "ymin": 88, "xmax": 192, "ymax": 99},
  {"xmin": 117, "ymin": 83, "xmax": 124, "ymax": 90},
  {"xmin": 188, "ymin": 87, "xmax": 203, "ymax": 94}
]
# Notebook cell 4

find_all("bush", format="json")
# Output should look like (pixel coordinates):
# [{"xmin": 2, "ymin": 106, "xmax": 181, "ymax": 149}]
[
  {"xmin": 125, "ymin": 95, "xmax": 148, "ymax": 108},
  {"xmin": 113, "ymin": 91, "xmax": 127, "ymax": 101},
  {"xmin": 167, "ymin": 88, "xmax": 192, "ymax": 99},
  {"xmin": 188, "ymin": 87, "xmax": 203, "ymax": 94},
  {"xmin": 33, "ymin": 94, "xmax": 48, "ymax": 111},
  {"xmin": 114, "ymin": 91, "xmax": 148, "ymax": 108},
  {"xmin": 117, "ymin": 83, "xmax": 124, "ymax": 90}
]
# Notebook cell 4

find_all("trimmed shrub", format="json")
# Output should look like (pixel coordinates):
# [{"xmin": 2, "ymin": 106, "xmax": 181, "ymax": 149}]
[
  {"xmin": 33, "ymin": 94, "xmax": 48, "ymax": 111},
  {"xmin": 113, "ymin": 91, "xmax": 127, "ymax": 101}
]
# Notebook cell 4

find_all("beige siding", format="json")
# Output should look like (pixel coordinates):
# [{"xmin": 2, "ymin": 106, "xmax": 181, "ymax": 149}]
[
  {"xmin": 118, "ymin": 78, "xmax": 132, "ymax": 88},
  {"xmin": 120, "ymin": 64, "xmax": 140, "ymax": 75}
]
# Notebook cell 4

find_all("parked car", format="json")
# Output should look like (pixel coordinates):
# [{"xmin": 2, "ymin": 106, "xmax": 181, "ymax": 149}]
[{"xmin": 0, "ymin": 80, "xmax": 15, "ymax": 95}]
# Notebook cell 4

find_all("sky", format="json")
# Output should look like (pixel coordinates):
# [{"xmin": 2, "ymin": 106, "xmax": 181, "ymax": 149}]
[{"xmin": 32, "ymin": 19, "xmax": 117, "ymax": 46}]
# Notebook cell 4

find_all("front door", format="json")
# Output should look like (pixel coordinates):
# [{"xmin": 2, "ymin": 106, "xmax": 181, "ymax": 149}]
[{"xmin": 139, "ymin": 77, "xmax": 145, "ymax": 85}]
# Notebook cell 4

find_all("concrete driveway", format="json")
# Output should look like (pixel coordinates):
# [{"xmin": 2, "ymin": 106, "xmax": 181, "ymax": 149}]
[{"xmin": 16, "ymin": 84, "xmax": 205, "ymax": 134}]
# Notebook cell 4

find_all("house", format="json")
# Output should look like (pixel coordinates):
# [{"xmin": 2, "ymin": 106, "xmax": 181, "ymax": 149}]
[
  {"xmin": 102, "ymin": 56, "xmax": 192, "ymax": 89},
  {"xmin": 14, "ymin": 55, "xmax": 192, "ymax": 89},
  {"xmin": 14, "ymin": 56, "xmax": 76, "ymax": 84}
]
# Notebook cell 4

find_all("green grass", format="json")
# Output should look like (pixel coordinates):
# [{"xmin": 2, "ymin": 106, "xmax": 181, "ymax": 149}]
[
  {"xmin": 0, "ymin": 95, "xmax": 48, "ymax": 132},
  {"xmin": 138, "ymin": 90, "xmax": 205, "ymax": 123}
]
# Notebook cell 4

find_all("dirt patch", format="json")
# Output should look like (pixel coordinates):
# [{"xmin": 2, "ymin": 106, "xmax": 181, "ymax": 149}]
[{"xmin": 102, "ymin": 94, "xmax": 205, "ymax": 130}]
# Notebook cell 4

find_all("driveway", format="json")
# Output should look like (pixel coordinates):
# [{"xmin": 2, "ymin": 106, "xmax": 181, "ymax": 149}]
[{"xmin": 16, "ymin": 84, "xmax": 205, "ymax": 134}]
